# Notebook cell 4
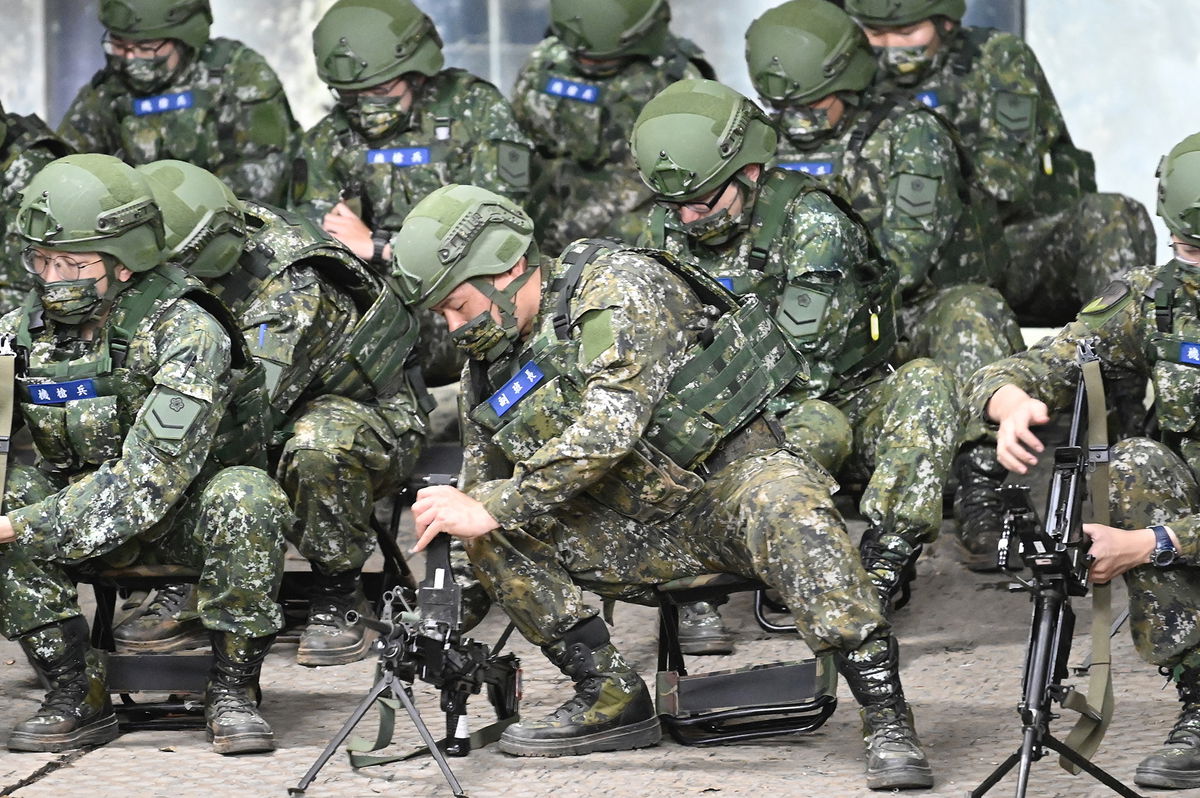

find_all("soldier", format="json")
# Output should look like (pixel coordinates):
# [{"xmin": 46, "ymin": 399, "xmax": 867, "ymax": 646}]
[
  {"xmin": 0, "ymin": 154, "xmax": 289, "ymax": 754},
  {"xmin": 632, "ymin": 78, "xmax": 958, "ymax": 618},
  {"xmin": 845, "ymin": 0, "xmax": 1155, "ymax": 325},
  {"xmin": 56, "ymin": 0, "xmax": 297, "ymax": 207},
  {"xmin": 965, "ymin": 132, "xmax": 1200, "ymax": 790},
  {"xmin": 106, "ymin": 159, "xmax": 433, "ymax": 666},
  {"xmin": 744, "ymin": 2, "xmax": 1022, "ymax": 571},
  {"xmin": 394, "ymin": 183, "xmax": 933, "ymax": 791},
  {"xmin": 511, "ymin": 0, "xmax": 714, "ymax": 254},
  {"xmin": 0, "ymin": 99, "xmax": 71, "ymax": 312}
]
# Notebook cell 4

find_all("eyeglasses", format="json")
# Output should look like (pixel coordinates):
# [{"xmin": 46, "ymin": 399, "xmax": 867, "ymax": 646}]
[
  {"xmin": 22, "ymin": 248, "xmax": 105, "ymax": 278},
  {"xmin": 1171, "ymin": 241, "xmax": 1200, "ymax": 266},
  {"xmin": 331, "ymin": 75, "xmax": 409, "ymax": 104},
  {"xmin": 657, "ymin": 174, "xmax": 738, "ymax": 215},
  {"xmin": 101, "ymin": 32, "xmax": 174, "ymax": 59}
]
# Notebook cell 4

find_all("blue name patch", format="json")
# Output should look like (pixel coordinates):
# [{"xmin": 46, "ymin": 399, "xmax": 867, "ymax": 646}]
[
  {"xmin": 488, "ymin": 362, "xmax": 545, "ymax": 417},
  {"xmin": 365, "ymin": 147, "xmax": 433, "ymax": 167},
  {"xmin": 916, "ymin": 91, "xmax": 940, "ymax": 109},
  {"xmin": 28, "ymin": 378, "xmax": 98, "ymax": 405},
  {"xmin": 1180, "ymin": 342, "xmax": 1200, "ymax": 365},
  {"xmin": 717, "ymin": 277, "xmax": 735, "ymax": 291},
  {"xmin": 132, "ymin": 91, "xmax": 195, "ymax": 116},
  {"xmin": 777, "ymin": 161, "xmax": 837, "ymax": 177},
  {"xmin": 544, "ymin": 77, "xmax": 601, "ymax": 104}
]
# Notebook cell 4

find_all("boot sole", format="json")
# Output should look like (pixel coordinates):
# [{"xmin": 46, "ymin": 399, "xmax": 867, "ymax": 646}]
[
  {"xmin": 498, "ymin": 716, "xmax": 661, "ymax": 757},
  {"xmin": 207, "ymin": 728, "xmax": 276, "ymax": 755},
  {"xmin": 113, "ymin": 629, "xmax": 210, "ymax": 654},
  {"xmin": 866, "ymin": 763, "xmax": 934, "ymax": 791},
  {"xmin": 295, "ymin": 628, "xmax": 376, "ymax": 667},
  {"xmin": 7, "ymin": 714, "xmax": 119, "ymax": 752},
  {"xmin": 1135, "ymin": 766, "xmax": 1200, "ymax": 789}
]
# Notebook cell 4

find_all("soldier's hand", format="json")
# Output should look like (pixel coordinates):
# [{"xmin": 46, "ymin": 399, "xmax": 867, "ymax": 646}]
[
  {"xmin": 411, "ymin": 485, "xmax": 500, "ymax": 553},
  {"xmin": 322, "ymin": 201, "xmax": 374, "ymax": 261},
  {"xmin": 0, "ymin": 516, "xmax": 12, "ymax": 544},
  {"xmin": 988, "ymin": 384, "xmax": 1049, "ymax": 474},
  {"xmin": 1083, "ymin": 523, "xmax": 1158, "ymax": 583}
]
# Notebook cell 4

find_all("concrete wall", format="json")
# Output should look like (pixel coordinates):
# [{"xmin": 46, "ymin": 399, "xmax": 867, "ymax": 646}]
[{"xmin": 0, "ymin": 0, "xmax": 46, "ymax": 117}]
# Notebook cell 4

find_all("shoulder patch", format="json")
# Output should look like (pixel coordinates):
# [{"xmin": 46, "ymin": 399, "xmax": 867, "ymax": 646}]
[
  {"xmin": 1079, "ymin": 280, "xmax": 1132, "ymax": 327},
  {"xmin": 995, "ymin": 91, "xmax": 1037, "ymax": 137},
  {"xmin": 893, "ymin": 173, "xmax": 940, "ymax": 217},
  {"xmin": 496, "ymin": 140, "xmax": 531, "ymax": 191},
  {"xmin": 576, "ymin": 308, "xmax": 616, "ymax": 363},
  {"xmin": 144, "ymin": 386, "xmax": 205, "ymax": 441}
]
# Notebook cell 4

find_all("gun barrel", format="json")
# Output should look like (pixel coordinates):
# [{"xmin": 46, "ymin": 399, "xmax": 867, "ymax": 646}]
[{"xmin": 346, "ymin": 610, "xmax": 394, "ymax": 636}]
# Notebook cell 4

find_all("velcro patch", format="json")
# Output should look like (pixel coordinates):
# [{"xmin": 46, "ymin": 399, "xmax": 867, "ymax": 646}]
[
  {"xmin": 27, "ymin": 378, "xmax": 98, "ymax": 405},
  {"xmin": 777, "ymin": 161, "xmax": 837, "ymax": 177},
  {"xmin": 497, "ymin": 141, "xmax": 531, "ymax": 191},
  {"xmin": 1080, "ymin": 280, "xmax": 1132, "ymax": 319},
  {"xmin": 543, "ymin": 77, "xmax": 601, "ymax": 104},
  {"xmin": 488, "ymin": 362, "xmax": 545, "ymax": 417},
  {"xmin": 894, "ymin": 173, "xmax": 940, "ymax": 217},
  {"xmin": 365, "ymin": 147, "xmax": 433, "ymax": 167},
  {"xmin": 577, "ymin": 308, "xmax": 616, "ymax": 363},
  {"xmin": 995, "ymin": 91, "xmax": 1037, "ymax": 137},
  {"xmin": 132, "ymin": 91, "xmax": 195, "ymax": 116},
  {"xmin": 144, "ymin": 387, "xmax": 204, "ymax": 441}
]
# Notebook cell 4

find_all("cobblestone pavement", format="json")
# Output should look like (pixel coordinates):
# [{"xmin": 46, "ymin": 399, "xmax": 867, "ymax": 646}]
[{"xmin": 0, "ymin": 473, "xmax": 1181, "ymax": 798}]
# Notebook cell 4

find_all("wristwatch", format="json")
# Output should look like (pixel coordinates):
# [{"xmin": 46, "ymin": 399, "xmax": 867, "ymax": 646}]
[
  {"xmin": 1150, "ymin": 525, "xmax": 1178, "ymax": 567},
  {"xmin": 370, "ymin": 229, "xmax": 390, "ymax": 267}
]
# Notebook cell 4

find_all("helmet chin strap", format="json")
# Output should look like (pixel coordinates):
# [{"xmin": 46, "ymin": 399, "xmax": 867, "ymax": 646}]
[{"xmin": 467, "ymin": 255, "xmax": 540, "ymax": 338}]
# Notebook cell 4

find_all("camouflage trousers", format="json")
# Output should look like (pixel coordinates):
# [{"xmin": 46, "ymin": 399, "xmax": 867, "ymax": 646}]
[
  {"xmin": 0, "ymin": 464, "xmax": 289, "ymax": 640},
  {"xmin": 466, "ymin": 447, "xmax": 886, "ymax": 655},
  {"xmin": 277, "ymin": 394, "xmax": 423, "ymax": 576},
  {"xmin": 1002, "ymin": 192, "xmax": 1156, "ymax": 326},
  {"xmin": 777, "ymin": 358, "xmax": 959, "ymax": 549},
  {"xmin": 528, "ymin": 157, "xmax": 653, "ymax": 256},
  {"xmin": 1106, "ymin": 437, "xmax": 1200, "ymax": 669},
  {"xmin": 897, "ymin": 283, "xmax": 1024, "ymax": 389}
]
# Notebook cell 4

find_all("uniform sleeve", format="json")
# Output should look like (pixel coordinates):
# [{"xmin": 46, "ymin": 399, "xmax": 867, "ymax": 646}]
[
  {"xmin": 960, "ymin": 34, "xmax": 1049, "ymax": 210},
  {"xmin": 212, "ymin": 47, "xmax": 298, "ymax": 206},
  {"xmin": 8, "ymin": 300, "xmax": 233, "ymax": 563},
  {"xmin": 56, "ymin": 78, "xmax": 120, "ymax": 156},
  {"xmin": 457, "ymin": 81, "xmax": 532, "ymax": 202},
  {"xmin": 880, "ymin": 112, "xmax": 962, "ymax": 294},
  {"xmin": 476, "ymin": 261, "xmax": 691, "ymax": 527},
  {"xmin": 290, "ymin": 119, "xmax": 345, "ymax": 224}
]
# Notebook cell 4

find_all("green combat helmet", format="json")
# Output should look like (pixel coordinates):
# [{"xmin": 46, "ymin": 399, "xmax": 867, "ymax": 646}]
[
  {"xmin": 392, "ymin": 184, "xmax": 538, "ymax": 361},
  {"xmin": 550, "ymin": 0, "xmax": 671, "ymax": 61},
  {"xmin": 746, "ymin": 0, "xmax": 877, "ymax": 107},
  {"xmin": 136, "ymin": 160, "xmax": 248, "ymax": 278},
  {"xmin": 99, "ymin": 0, "xmax": 213, "ymax": 51},
  {"xmin": 16, "ymin": 154, "xmax": 166, "ymax": 322},
  {"xmin": 844, "ymin": 0, "xmax": 965, "ymax": 27},
  {"xmin": 1158, "ymin": 133, "xmax": 1200, "ymax": 250},
  {"xmin": 630, "ymin": 79, "xmax": 776, "ymax": 243},
  {"xmin": 313, "ymin": 0, "xmax": 444, "ymax": 91}
]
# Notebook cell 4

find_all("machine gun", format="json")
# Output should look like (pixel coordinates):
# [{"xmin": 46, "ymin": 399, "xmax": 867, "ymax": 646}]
[
  {"xmin": 970, "ymin": 343, "xmax": 1141, "ymax": 798},
  {"xmin": 291, "ymin": 476, "xmax": 520, "ymax": 798}
]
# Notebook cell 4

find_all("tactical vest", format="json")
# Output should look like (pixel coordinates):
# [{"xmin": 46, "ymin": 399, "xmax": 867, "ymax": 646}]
[
  {"xmin": 650, "ymin": 169, "xmax": 897, "ymax": 383},
  {"xmin": 213, "ymin": 202, "xmax": 428, "ymax": 413},
  {"xmin": 1144, "ymin": 266, "xmax": 1200, "ymax": 453},
  {"xmin": 104, "ymin": 38, "xmax": 240, "ymax": 167},
  {"xmin": 526, "ymin": 35, "xmax": 714, "ymax": 168},
  {"xmin": 467, "ymin": 239, "xmax": 802, "ymax": 523},
  {"xmin": 15, "ymin": 264, "xmax": 269, "ymax": 472}
]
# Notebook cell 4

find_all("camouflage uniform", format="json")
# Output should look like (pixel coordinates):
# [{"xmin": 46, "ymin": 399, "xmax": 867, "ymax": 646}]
[
  {"xmin": 58, "ymin": 38, "xmax": 297, "ymax": 206},
  {"xmin": 461, "ymin": 246, "xmax": 885, "ymax": 653},
  {"xmin": 876, "ymin": 25, "xmax": 1155, "ymax": 325},
  {"xmin": 292, "ymin": 69, "xmax": 530, "ymax": 384},
  {"xmin": 511, "ymin": 34, "xmax": 710, "ymax": 254},
  {"xmin": 773, "ymin": 91, "xmax": 1023, "ymax": 388},
  {"xmin": 0, "ymin": 109, "xmax": 70, "ymax": 311},
  {"xmin": 965, "ymin": 264, "xmax": 1200, "ymax": 668},
  {"xmin": 0, "ymin": 275, "xmax": 289, "ymax": 641},
  {"xmin": 651, "ymin": 169, "xmax": 958, "ymax": 562}
]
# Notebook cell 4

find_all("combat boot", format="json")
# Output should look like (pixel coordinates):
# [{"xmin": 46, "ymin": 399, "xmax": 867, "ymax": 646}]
[
  {"xmin": 953, "ymin": 446, "xmax": 1008, "ymax": 572},
  {"xmin": 1136, "ymin": 665, "xmax": 1200, "ymax": 789},
  {"xmin": 499, "ymin": 616, "xmax": 661, "ymax": 757},
  {"xmin": 205, "ymin": 631, "xmax": 275, "ymax": 754},
  {"xmin": 677, "ymin": 600, "xmax": 734, "ymax": 655},
  {"xmin": 112, "ymin": 582, "xmax": 207, "ymax": 652},
  {"xmin": 836, "ymin": 636, "xmax": 933, "ymax": 791},
  {"xmin": 8, "ymin": 616, "xmax": 119, "ymax": 752},
  {"xmin": 858, "ymin": 527, "xmax": 921, "ymax": 615},
  {"xmin": 296, "ymin": 568, "xmax": 373, "ymax": 667}
]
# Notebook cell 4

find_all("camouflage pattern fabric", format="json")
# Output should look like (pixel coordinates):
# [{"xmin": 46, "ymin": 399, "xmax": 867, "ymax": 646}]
[
  {"xmin": 964, "ymin": 263, "xmax": 1200, "ymax": 665},
  {"xmin": 58, "ymin": 38, "xmax": 297, "ymax": 206},
  {"xmin": 0, "ymin": 112, "xmax": 71, "ymax": 312},
  {"xmin": 0, "ymin": 289, "xmax": 289, "ymax": 640},
  {"xmin": 512, "ymin": 35, "xmax": 710, "ymax": 254},
  {"xmin": 875, "ymin": 25, "xmax": 1155, "ymax": 324},
  {"xmin": 460, "ymin": 248, "xmax": 885, "ymax": 651},
  {"xmin": 208, "ymin": 205, "xmax": 427, "ymax": 575}
]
